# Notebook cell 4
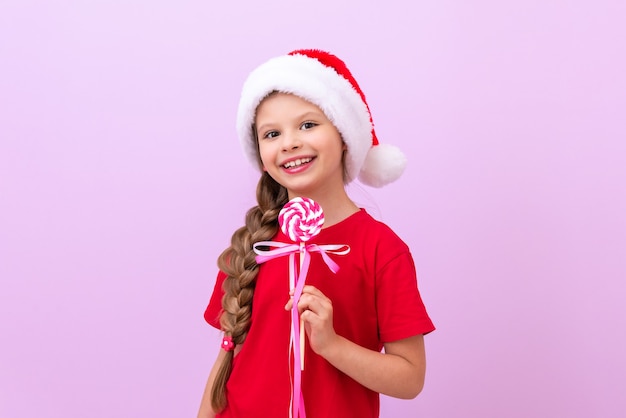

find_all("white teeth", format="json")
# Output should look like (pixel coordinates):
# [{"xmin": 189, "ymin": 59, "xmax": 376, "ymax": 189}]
[{"xmin": 283, "ymin": 158, "xmax": 312, "ymax": 168}]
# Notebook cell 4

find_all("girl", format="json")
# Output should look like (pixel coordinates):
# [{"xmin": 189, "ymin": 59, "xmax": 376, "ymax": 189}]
[{"xmin": 197, "ymin": 49, "xmax": 435, "ymax": 418}]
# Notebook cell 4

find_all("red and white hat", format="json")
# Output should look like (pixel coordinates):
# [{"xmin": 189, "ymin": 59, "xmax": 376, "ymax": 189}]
[{"xmin": 236, "ymin": 49, "xmax": 407, "ymax": 188}]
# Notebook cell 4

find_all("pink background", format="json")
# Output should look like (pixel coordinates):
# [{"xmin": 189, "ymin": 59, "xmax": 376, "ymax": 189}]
[{"xmin": 1, "ymin": 1, "xmax": 624, "ymax": 417}]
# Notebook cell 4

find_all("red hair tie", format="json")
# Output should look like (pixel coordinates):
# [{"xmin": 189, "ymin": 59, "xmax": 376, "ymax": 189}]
[{"xmin": 221, "ymin": 336, "xmax": 235, "ymax": 352}]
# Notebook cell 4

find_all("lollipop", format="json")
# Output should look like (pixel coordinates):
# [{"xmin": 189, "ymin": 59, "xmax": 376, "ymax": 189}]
[
  {"xmin": 279, "ymin": 197, "xmax": 324, "ymax": 371},
  {"xmin": 279, "ymin": 197, "xmax": 324, "ymax": 242},
  {"xmin": 253, "ymin": 197, "xmax": 349, "ymax": 418}
]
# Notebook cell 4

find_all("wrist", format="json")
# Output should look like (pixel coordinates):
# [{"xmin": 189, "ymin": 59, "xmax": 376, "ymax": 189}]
[{"xmin": 316, "ymin": 333, "xmax": 344, "ymax": 361}]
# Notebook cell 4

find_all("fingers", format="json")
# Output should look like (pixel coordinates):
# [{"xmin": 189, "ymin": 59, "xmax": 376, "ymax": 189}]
[
  {"xmin": 298, "ymin": 292, "xmax": 331, "ymax": 316},
  {"xmin": 297, "ymin": 288, "xmax": 333, "ymax": 323},
  {"xmin": 287, "ymin": 285, "xmax": 326, "ymax": 298},
  {"xmin": 283, "ymin": 285, "xmax": 337, "ymax": 356},
  {"xmin": 284, "ymin": 285, "xmax": 331, "ymax": 313}
]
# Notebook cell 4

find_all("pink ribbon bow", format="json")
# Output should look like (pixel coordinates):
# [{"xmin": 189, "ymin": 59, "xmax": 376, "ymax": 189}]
[{"xmin": 253, "ymin": 240, "xmax": 350, "ymax": 418}]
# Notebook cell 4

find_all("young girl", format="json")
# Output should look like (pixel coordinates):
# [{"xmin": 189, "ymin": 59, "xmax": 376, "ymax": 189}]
[{"xmin": 197, "ymin": 49, "xmax": 435, "ymax": 418}]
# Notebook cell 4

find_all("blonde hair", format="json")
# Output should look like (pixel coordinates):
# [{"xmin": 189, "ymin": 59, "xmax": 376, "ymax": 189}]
[{"xmin": 210, "ymin": 171, "xmax": 288, "ymax": 412}]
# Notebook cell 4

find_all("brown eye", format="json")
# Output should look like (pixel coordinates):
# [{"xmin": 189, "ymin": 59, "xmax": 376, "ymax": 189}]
[
  {"xmin": 301, "ymin": 122, "xmax": 318, "ymax": 130},
  {"xmin": 263, "ymin": 130, "xmax": 280, "ymax": 139}
]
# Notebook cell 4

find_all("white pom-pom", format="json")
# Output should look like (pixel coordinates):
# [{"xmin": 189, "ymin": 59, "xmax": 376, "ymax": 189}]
[{"xmin": 357, "ymin": 144, "xmax": 407, "ymax": 188}]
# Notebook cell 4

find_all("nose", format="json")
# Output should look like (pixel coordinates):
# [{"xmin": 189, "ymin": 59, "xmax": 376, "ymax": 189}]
[{"xmin": 281, "ymin": 130, "xmax": 301, "ymax": 152}]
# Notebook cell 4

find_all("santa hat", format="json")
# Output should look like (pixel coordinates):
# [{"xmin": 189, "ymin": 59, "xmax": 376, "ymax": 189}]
[{"xmin": 236, "ymin": 49, "xmax": 406, "ymax": 188}]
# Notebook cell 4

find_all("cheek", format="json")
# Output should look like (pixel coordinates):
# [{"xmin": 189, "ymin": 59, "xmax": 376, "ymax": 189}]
[{"xmin": 257, "ymin": 143, "xmax": 274, "ymax": 167}]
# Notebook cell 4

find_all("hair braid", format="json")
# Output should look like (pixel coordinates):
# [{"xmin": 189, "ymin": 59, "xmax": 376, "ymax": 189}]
[{"xmin": 210, "ymin": 172, "xmax": 288, "ymax": 412}]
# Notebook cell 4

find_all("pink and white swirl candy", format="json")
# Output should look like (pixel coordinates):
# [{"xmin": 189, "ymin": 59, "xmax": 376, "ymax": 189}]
[{"xmin": 279, "ymin": 197, "xmax": 324, "ymax": 243}]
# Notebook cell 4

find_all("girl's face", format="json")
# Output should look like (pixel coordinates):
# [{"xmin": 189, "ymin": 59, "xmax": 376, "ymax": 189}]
[{"xmin": 255, "ymin": 93, "xmax": 345, "ymax": 200}]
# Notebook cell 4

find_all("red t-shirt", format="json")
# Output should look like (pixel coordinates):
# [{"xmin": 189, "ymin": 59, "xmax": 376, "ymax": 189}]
[{"xmin": 204, "ymin": 209, "xmax": 435, "ymax": 418}]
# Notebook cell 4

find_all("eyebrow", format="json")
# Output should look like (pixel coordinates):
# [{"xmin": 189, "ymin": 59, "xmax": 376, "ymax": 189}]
[{"xmin": 297, "ymin": 111, "xmax": 325, "ymax": 120}]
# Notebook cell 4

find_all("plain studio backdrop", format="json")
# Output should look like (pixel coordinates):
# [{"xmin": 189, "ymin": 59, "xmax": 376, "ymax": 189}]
[{"xmin": 1, "ymin": 1, "xmax": 624, "ymax": 417}]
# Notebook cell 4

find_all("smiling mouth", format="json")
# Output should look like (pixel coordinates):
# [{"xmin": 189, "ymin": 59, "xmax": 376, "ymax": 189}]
[{"xmin": 282, "ymin": 157, "xmax": 313, "ymax": 169}]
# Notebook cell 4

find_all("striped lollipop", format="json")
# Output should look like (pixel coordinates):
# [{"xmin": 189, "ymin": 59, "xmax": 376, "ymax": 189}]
[
  {"xmin": 279, "ymin": 197, "xmax": 324, "ymax": 242},
  {"xmin": 278, "ymin": 196, "xmax": 324, "ymax": 380}
]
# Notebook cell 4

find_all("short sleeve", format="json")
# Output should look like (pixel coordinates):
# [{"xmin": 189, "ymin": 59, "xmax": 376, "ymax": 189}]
[
  {"xmin": 204, "ymin": 270, "xmax": 227, "ymax": 329},
  {"xmin": 376, "ymin": 251, "xmax": 435, "ymax": 342}
]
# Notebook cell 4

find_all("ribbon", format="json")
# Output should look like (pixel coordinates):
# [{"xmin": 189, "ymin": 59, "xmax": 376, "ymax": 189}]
[{"xmin": 253, "ymin": 240, "xmax": 350, "ymax": 418}]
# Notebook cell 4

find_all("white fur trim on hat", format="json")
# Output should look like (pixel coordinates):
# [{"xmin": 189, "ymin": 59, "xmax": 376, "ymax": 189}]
[{"xmin": 236, "ymin": 50, "xmax": 406, "ymax": 187}]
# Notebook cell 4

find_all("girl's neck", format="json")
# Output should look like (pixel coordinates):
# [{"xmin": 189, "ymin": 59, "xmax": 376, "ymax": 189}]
[
  {"xmin": 289, "ymin": 190, "xmax": 359, "ymax": 229},
  {"xmin": 322, "ymin": 200, "xmax": 360, "ymax": 228}
]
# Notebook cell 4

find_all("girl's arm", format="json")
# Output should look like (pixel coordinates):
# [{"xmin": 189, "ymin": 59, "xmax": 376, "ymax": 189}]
[
  {"xmin": 316, "ymin": 332, "xmax": 425, "ymax": 399},
  {"xmin": 289, "ymin": 285, "xmax": 427, "ymax": 399},
  {"xmin": 196, "ymin": 349, "xmax": 227, "ymax": 418}
]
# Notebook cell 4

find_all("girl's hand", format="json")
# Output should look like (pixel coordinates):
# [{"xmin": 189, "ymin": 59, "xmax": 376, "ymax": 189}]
[
  {"xmin": 285, "ymin": 286, "xmax": 427, "ymax": 399},
  {"xmin": 285, "ymin": 285, "xmax": 337, "ymax": 357}
]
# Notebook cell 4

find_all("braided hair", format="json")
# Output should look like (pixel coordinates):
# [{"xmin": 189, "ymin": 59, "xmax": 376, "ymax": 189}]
[{"xmin": 210, "ymin": 172, "xmax": 288, "ymax": 412}]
